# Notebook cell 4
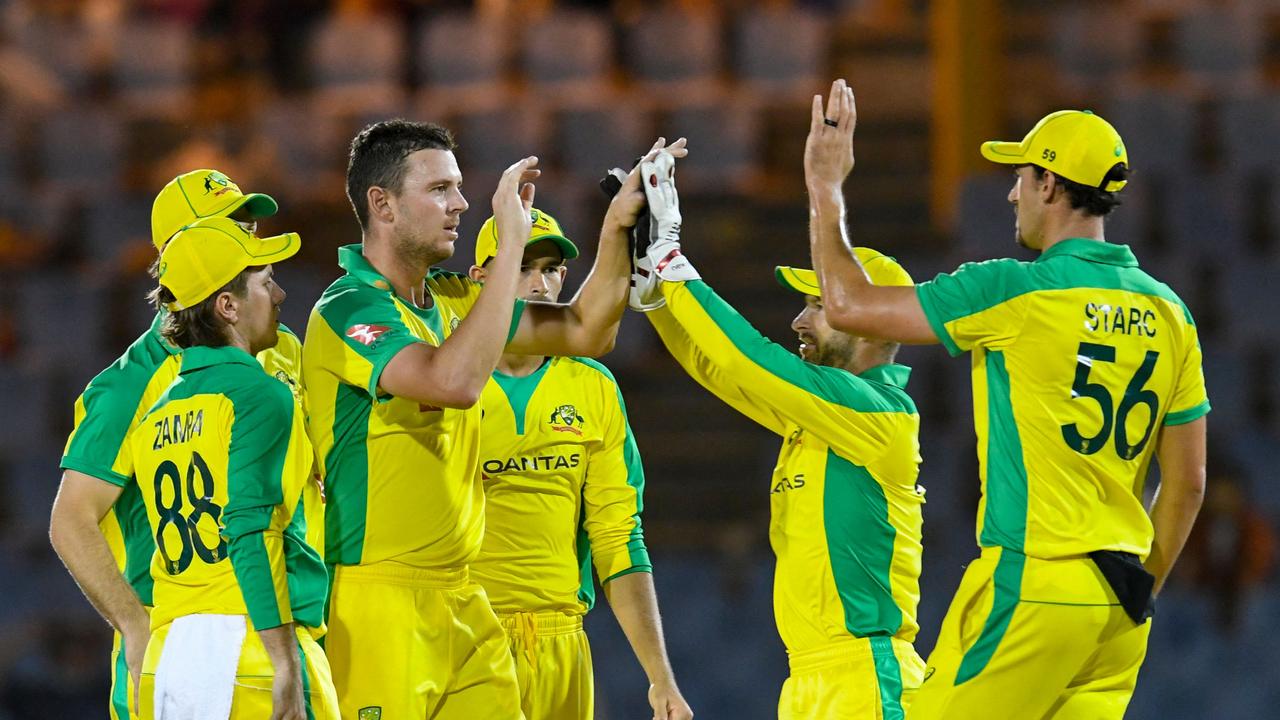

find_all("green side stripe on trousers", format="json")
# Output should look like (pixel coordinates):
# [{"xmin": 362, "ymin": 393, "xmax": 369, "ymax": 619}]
[
  {"xmin": 298, "ymin": 638, "xmax": 316, "ymax": 720},
  {"xmin": 111, "ymin": 637, "xmax": 130, "ymax": 720},
  {"xmin": 955, "ymin": 549, "xmax": 1026, "ymax": 685},
  {"xmin": 870, "ymin": 636, "xmax": 905, "ymax": 720}
]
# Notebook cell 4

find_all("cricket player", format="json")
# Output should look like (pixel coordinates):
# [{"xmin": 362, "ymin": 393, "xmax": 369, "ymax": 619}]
[
  {"xmin": 467, "ymin": 208, "xmax": 693, "ymax": 720},
  {"xmin": 49, "ymin": 169, "xmax": 307, "ymax": 719},
  {"xmin": 122, "ymin": 216, "xmax": 335, "ymax": 719},
  {"xmin": 626, "ymin": 150, "xmax": 926, "ymax": 719},
  {"xmin": 804, "ymin": 80, "xmax": 1209, "ymax": 718},
  {"xmin": 302, "ymin": 119, "xmax": 683, "ymax": 719}
]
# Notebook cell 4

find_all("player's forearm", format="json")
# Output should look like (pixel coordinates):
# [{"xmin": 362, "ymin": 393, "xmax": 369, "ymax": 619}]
[
  {"xmin": 258, "ymin": 622, "xmax": 301, "ymax": 675},
  {"xmin": 808, "ymin": 188, "xmax": 875, "ymax": 330},
  {"xmin": 1147, "ymin": 485, "xmax": 1203, "ymax": 595},
  {"xmin": 562, "ymin": 217, "xmax": 632, "ymax": 356},
  {"xmin": 604, "ymin": 571, "xmax": 680, "ymax": 687},
  {"xmin": 428, "ymin": 248, "xmax": 523, "ymax": 406},
  {"xmin": 1147, "ymin": 419, "xmax": 1207, "ymax": 595},
  {"xmin": 49, "ymin": 476, "xmax": 149, "ymax": 637}
]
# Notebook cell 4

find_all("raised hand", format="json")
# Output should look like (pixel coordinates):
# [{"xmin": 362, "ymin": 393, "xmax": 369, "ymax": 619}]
[
  {"xmin": 605, "ymin": 137, "xmax": 689, "ymax": 232},
  {"xmin": 491, "ymin": 155, "xmax": 541, "ymax": 255},
  {"xmin": 803, "ymin": 78, "xmax": 857, "ymax": 192}
]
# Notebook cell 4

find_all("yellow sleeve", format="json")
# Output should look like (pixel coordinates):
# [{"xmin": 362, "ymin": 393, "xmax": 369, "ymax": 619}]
[
  {"xmin": 647, "ymin": 281, "xmax": 913, "ymax": 463},
  {"xmin": 915, "ymin": 259, "xmax": 1033, "ymax": 356},
  {"xmin": 578, "ymin": 362, "xmax": 651, "ymax": 583},
  {"xmin": 1164, "ymin": 322, "xmax": 1211, "ymax": 425}
]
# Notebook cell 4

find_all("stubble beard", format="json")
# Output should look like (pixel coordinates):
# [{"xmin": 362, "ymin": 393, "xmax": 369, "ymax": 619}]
[
  {"xmin": 815, "ymin": 334, "xmax": 858, "ymax": 370},
  {"xmin": 394, "ymin": 227, "xmax": 451, "ymax": 271}
]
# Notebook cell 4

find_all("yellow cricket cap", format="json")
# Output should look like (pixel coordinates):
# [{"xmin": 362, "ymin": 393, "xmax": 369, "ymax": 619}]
[
  {"xmin": 158, "ymin": 216, "xmax": 299, "ymax": 311},
  {"xmin": 980, "ymin": 110, "xmax": 1129, "ymax": 192},
  {"xmin": 151, "ymin": 169, "xmax": 279, "ymax": 252},
  {"xmin": 775, "ymin": 247, "xmax": 913, "ymax": 298},
  {"xmin": 474, "ymin": 207, "xmax": 579, "ymax": 267}
]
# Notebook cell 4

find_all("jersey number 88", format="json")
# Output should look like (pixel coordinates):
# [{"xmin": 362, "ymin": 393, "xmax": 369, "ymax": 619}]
[{"xmin": 154, "ymin": 450, "xmax": 227, "ymax": 575}]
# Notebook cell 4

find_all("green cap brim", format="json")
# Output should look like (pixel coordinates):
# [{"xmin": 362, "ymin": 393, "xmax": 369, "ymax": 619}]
[
  {"xmin": 533, "ymin": 234, "xmax": 578, "ymax": 261},
  {"xmin": 774, "ymin": 266, "xmax": 821, "ymax": 297},
  {"xmin": 230, "ymin": 193, "xmax": 279, "ymax": 220}
]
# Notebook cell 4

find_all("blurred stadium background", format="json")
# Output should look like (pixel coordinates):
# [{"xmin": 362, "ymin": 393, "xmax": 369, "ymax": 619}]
[{"xmin": 1, "ymin": 0, "xmax": 1277, "ymax": 717}]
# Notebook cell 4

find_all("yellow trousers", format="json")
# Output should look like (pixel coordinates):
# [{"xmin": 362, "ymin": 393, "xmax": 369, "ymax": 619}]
[
  {"xmin": 137, "ymin": 618, "xmax": 338, "ymax": 720},
  {"xmin": 779, "ymin": 635, "xmax": 925, "ymax": 720},
  {"xmin": 910, "ymin": 547, "xmax": 1150, "ymax": 720},
  {"xmin": 109, "ymin": 630, "xmax": 135, "ymax": 720},
  {"xmin": 497, "ymin": 610, "xmax": 593, "ymax": 720},
  {"xmin": 324, "ymin": 562, "xmax": 524, "ymax": 720}
]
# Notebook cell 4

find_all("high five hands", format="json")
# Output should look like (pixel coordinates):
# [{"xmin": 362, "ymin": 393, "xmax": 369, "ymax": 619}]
[{"xmin": 804, "ymin": 79, "xmax": 857, "ymax": 193}]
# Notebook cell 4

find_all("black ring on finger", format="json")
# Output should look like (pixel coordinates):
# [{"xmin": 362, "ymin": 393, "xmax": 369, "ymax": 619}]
[{"xmin": 823, "ymin": 118, "xmax": 839, "ymax": 128}]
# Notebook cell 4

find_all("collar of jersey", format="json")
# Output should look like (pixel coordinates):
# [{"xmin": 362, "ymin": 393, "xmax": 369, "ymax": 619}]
[
  {"xmin": 1037, "ymin": 238, "xmax": 1138, "ymax": 267},
  {"xmin": 338, "ymin": 243, "xmax": 399, "ymax": 291},
  {"xmin": 858, "ymin": 363, "xmax": 911, "ymax": 389},
  {"xmin": 179, "ymin": 345, "xmax": 260, "ymax": 373}
]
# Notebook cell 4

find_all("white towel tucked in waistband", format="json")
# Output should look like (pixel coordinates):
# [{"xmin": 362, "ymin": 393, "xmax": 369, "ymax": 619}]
[{"xmin": 154, "ymin": 613, "xmax": 247, "ymax": 720}]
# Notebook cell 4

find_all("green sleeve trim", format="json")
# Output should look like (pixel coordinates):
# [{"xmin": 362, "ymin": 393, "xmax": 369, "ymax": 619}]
[
  {"xmin": 1164, "ymin": 400, "xmax": 1210, "ymax": 426},
  {"xmin": 507, "ymin": 298, "xmax": 527, "ymax": 344},
  {"xmin": 62, "ymin": 328, "xmax": 173, "ymax": 484},
  {"xmin": 227, "ymin": 532, "xmax": 286, "ymax": 630},
  {"xmin": 277, "ymin": 322, "xmax": 298, "ymax": 339},
  {"xmin": 314, "ymin": 280, "xmax": 423, "ymax": 396},
  {"xmin": 602, "ymin": 565, "xmax": 653, "ymax": 584},
  {"xmin": 916, "ymin": 259, "xmax": 1034, "ymax": 323},
  {"xmin": 915, "ymin": 284, "xmax": 963, "ymax": 357},
  {"xmin": 58, "ymin": 457, "xmax": 130, "ymax": 487},
  {"xmin": 684, "ymin": 280, "xmax": 914, "ymax": 414}
]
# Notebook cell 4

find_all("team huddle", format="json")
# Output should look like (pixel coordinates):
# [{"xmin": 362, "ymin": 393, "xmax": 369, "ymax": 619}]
[{"xmin": 49, "ymin": 79, "xmax": 1208, "ymax": 720}]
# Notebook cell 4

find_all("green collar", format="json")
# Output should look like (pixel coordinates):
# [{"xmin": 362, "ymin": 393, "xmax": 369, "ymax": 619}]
[
  {"xmin": 338, "ymin": 244, "xmax": 398, "ymax": 291},
  {"xmin": 179, "ymin": 345, "xmax": 260, "ymax": 373},
  {"xmin": 1037, "ymin": 238, "xmax": 1138, "ymax": 267},
  {"xmin": 858, "ymin": 363, "xmax": 911, "ymax": 389}
]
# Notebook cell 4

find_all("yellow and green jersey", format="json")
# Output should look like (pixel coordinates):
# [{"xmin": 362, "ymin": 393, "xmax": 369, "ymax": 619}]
[
  {"xmin": 647, "ymin": 280, "xmax": 924, "ymax": 653},
  {"xmin": 472, "ymin": 356, "xmax": 650, "ymax": 615},
  {"xmin": 915, "ymin": 238, "xmax": 1210, "ymax": 560},
  {"xmin": 303, "ymin": 244, "xmax": 525, "ymax": 569},
  {"xmin": 121, "ymin": 345, "xmax": 326, "ymax": 634},
  {"xmin": 59, "ymin": 313, "xmax": 307, "ymax": 606}
]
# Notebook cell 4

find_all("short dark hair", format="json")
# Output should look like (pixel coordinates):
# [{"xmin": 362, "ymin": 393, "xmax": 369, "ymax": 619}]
[
  {"xmin": 146, "ymin": 270, "xmax": 252, "ymax": 349},
  {"xmin": 346, "ymin": 119, "xmax": 457, "ymax": 229},
  {"xmin": 1032, "ymin": 163, "xmax": 1129, "ymax": 217}
]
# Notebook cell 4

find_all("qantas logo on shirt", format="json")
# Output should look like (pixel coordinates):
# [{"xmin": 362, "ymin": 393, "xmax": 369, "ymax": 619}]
[
  {"xmin": 346, "ymin": 324, "xmax": 390, "ymax": 346},
  {"xmin": 770, "ymin": 473, "xmax": 806, "ymax": 494}
]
